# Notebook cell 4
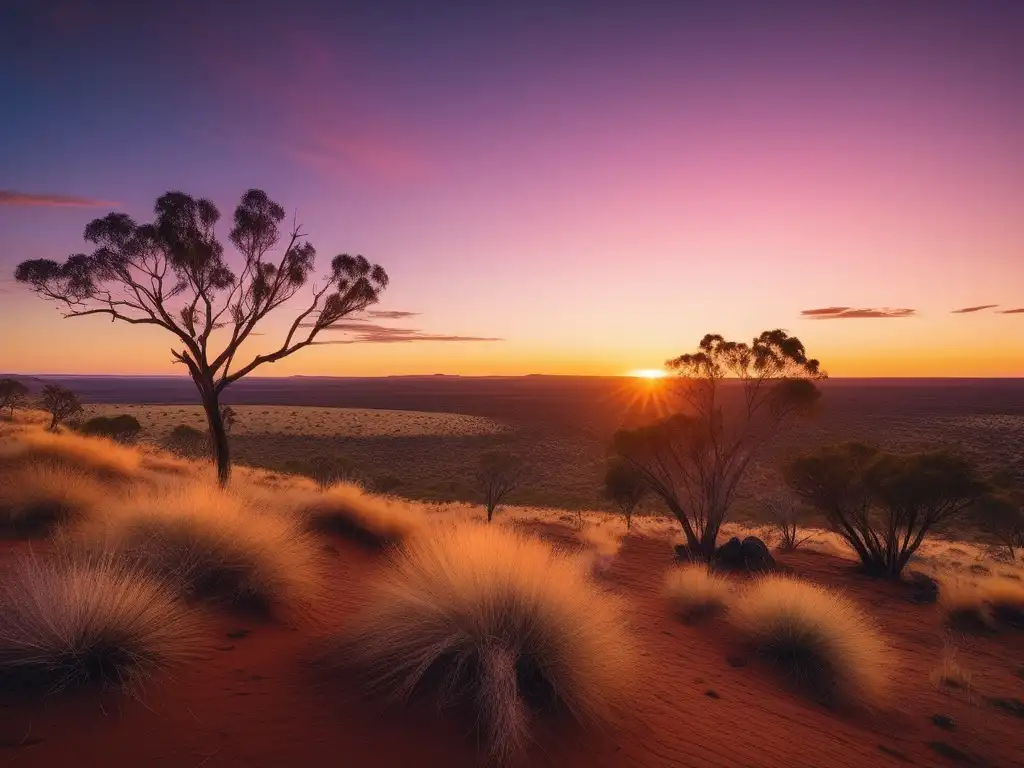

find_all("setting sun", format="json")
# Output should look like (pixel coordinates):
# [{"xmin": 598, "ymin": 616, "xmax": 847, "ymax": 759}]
[{"xmin": 628, "ymin": 368, "xmax": 668, "ymax": 379}]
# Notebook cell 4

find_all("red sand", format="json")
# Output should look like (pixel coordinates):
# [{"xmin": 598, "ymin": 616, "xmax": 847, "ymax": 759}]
[{"xmin": 1, "ymin": 531, "xmax": 1021, "ymax": 767}]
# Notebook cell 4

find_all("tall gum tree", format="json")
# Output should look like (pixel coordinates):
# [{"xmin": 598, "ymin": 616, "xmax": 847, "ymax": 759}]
[{"xmin": 15, "ymin": 189, "xmax": 388, "ymax": 485}]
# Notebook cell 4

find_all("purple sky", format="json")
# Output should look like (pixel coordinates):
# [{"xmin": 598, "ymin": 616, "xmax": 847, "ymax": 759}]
[{"xmin": 2, "ymin": 0, "xmax": 1023, "ymax": 376}]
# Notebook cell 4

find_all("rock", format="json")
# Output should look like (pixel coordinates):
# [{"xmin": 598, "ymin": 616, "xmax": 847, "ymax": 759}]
[
  {"xmin": 713, "ymin": 537, "xmax": 744, "ymax": 568},
  {"xmin": 906, "ymin": 571, "xmax": 940, "ymax": 604},
  {"xmin": 739, "ymin": 536, "xmax": 776, "ymax": 572}
]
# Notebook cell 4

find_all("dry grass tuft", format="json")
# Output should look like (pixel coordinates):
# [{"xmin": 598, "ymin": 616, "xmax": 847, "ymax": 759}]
[
  {"xmin": 73, "ymin": 483, "xmax": 322, "ymax": 617},
  {"xmin": 0, "ymin": 550, "xmax": 200, "ymax": 693},
  {"xmin": 731, "ymin": 575, "xmax": 891, "ymax": 706},
  {"xmin": 0, "ymin": 428, "xmax": 140, "ymax": 481},
  {"xmin": 327, "ymin": 523, "xmax": 635, "ymax": 764},
  {"xmin": 298, "ymin": 482, "xmax": 424, "ymax": 547},
  {"xmin": 940, "ymin": 576, "xmax": 1024, "ymax": 630},
  {"xmin": 664, "ymin": 565, "xmax": 732, "ymax": 622},
  {"xmin": 0, "ymin": 465, "xmax": 105, "ymax": 537}
]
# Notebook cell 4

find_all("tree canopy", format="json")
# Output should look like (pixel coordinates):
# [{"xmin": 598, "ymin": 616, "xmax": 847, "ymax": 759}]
[
  {"xmin": 613, "ymin": 330, "xmax": 824, "ymax": 558},
  {"xmin": 15, "ymin": 189, "xmax": 388, "ymax": 483},
  {"xmin": 785, "ymin": 443, "xmax": 988, "ymax": 577}
]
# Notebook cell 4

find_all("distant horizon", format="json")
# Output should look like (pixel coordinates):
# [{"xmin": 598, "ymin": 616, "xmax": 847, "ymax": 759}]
[{"xmin": 7, "ymin": 371, "xmax": 1024, "ymax": 382}]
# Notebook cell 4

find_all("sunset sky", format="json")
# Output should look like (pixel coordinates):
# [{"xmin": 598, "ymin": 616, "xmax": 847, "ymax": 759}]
[{"xmin": 2, "ymin": 0, "xmax": 1022, "ymax": 377}]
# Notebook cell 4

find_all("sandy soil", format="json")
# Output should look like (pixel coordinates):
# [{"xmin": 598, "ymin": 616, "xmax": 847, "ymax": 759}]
[{"xmin": 1, "ymin": 528, "xmax": 1021, "ymax": 767}]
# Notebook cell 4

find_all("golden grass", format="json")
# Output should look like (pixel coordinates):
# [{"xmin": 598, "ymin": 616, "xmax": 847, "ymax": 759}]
[
  {"xmin": 0, "ymin": 464, "xmax": 105, "ymax": 536},
  {"xmin": 73, "ymin": 483, "xmax": 322, "ymax": 617},
  {"xmin": 0, "ymin": 550, "xmax": 200, "ymax": 693},
  {"xmin": 297, "ymin": 482, "xmax": 424, "ymax": 547},
  {"xmin": 326, "ymin": 523, "xmax": 635, "ymax": 764},
  {"xmin": 731, "ymin": 575, "xmax": 891, "ymax": 706},
  {"xmin": 940, "ymin": 576, "xmax": 1024, "ymax": 630},
  {"xmin": 664, "ymin": 565, "xmax": 732, "ymax": 622},
  {"xmin": 0, "ymin": 428, "xmax": 141, "ymax": 481}
]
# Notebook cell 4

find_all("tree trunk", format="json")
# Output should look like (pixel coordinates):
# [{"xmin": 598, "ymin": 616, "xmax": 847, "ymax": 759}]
[
  {"xmin": 487, "ymin": 503, "xmax": 495, "ymax": 522},
  {"xmin": 201, "ymin": 388, "xmax": 231, "ymax": 487},
  {"xmin": 48, "ymin": 412, "xmax": 58, "ymax": 431}
]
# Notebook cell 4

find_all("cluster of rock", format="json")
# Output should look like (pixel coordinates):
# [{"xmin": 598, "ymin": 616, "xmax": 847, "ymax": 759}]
[{"xmin": 673, "ymin": 536, "xmax": 776, "ymax": 572}]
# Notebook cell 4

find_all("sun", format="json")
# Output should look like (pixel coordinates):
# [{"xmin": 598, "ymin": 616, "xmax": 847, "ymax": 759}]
[{"xmin": 628, "ymin": 368, "xmax": 668, "ymax": 380}]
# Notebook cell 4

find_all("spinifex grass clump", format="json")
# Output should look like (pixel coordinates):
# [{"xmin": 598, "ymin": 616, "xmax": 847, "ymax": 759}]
[
  {"xmin": 731, "ymin": 575, "xmax": 891, "ymax": 706},
  {"xmin": 327, "ymin": 523, "xmax": 635, "ymax": 763},
  {"xmin": 0, "ymin": 551, "xmax": 199, "ymax": 693}
]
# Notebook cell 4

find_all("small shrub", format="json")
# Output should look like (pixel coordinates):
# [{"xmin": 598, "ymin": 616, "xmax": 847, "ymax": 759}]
[
  {"xmin": 80, "ymin": 414, "xmax": 142, "ymax": 444},
  {"xmin": 0, "ymin": 428, "xmax": 141, "ymax": 481},
  {"xmin": 731, "ymin": 575, "xmax": 890, "ymax": 706},
  {"xmin": 165, "ymin": 424, "xmax": 209, "ymax": 459},
  {"xmin": 326, "ymin": 523, "xmax": 635, "ymax": 763},
  {"xmin": 74, "ymin": 483, "xmax": 321, "ymax": 616},
  {"xmin": 762, "ymin": 495, "xmax": 815, "ymax": 551},
  {"xmin": 299, "ymin": 482, "xmax": 423, "ymax": 547},
  {"xmin": 0, "ymin": 465, "xmax": 103, "ymax": 537},
  {"xmin": 664, "ymin": 565, "xmax": 732, "ymax": 622},
  {"xmin": 0, "ymin": 551, "xmax": 199, "ymax": 693}
]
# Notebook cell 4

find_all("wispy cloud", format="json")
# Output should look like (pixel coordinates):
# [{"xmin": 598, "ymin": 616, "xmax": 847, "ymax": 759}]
[
  {"xmin": 0, "ymin": 190, "xmax": 118, "ymax": 208},
  {"xmin": 999, "ymin": 308, "xmax": 1024, "ymax": 314},
  {"xmin": 801, "ymin": 307, "xmax": 916, "ymax": 320},
  {"xmin": 367, "ymin": 310, "xmax": 420, "ymax": 320},
  {"xmin": 310, "ymin": 321, "xmax": 501, "ymax": 344},
  {"xmin": 951, "ymin": 304, "xmax": 998, "ymax": 314}
]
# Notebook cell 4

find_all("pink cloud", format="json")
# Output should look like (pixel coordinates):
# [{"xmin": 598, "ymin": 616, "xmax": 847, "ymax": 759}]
[
  {"xmin": 0, "ymin": 190, "xmax": 118, "ymax": 208},
  {"xmin": 951, "ymin": 304, "xmax": 998, "ymax": 313},
  {"xmin": 801, "ymin": 307, "xmax": 916, "ymax": 319}
]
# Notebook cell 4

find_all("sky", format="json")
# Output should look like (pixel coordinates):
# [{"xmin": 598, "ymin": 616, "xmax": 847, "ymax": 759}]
[{"xmin": 1, "ymin": 0, "xmax": 1022, "ymax": 377}]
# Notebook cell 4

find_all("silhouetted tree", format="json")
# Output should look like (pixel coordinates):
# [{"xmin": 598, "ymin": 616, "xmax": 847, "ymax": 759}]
[
  {"xmin": 0, "ymin": 378, "xmax": 29, "ymax": 419},
  {"xmin": 761, "ymin": 494, "xmax": 816, "ymax": 551},
  {"xmin": 474, "ymin": 450, "xmax": 526, "ymax": 522},
  {"xmin": 15, "ymin": 189, "xmax": 389, "ymax": 485},
  {"xmin": 975, "ymin": 491, "xmax": 1024, "ymax": 561},
  {"xmin": 40, "ymin": 384, "xmax": 83, "ymax": 431},
  {"xmin": 80, "ymin": 414, "xmax": 142, "ymax": 443},
  {"xmin": 785, "ymin": 443, "xmax": 988, "ymax": 578},
  {"xmin": 603, "ymin": 458, "xmax": 648, "ymax": 530},
  {"xmin": 613, "ymin": 331, "xmax": 824, "ymax": 559}
]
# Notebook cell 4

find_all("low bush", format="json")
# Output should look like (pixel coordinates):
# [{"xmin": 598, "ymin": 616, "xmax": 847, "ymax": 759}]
[
  {"xmin": 731, "ymin": 575, "xmax": 890, "ymax": 706},
  {"xmin": 664, "ymin": 565, "xmax": 732, "ymax": 622},
  {"xmin": 0, "ymin": 551, "xmax": 199, "ymax": 693},
  {"xmin": 326, "ymin": 523, "xmax": 635, "ymax": 763},
  {"xmin": 0, "ymin": 465, "xmax": 104, "ymax": 537},
  {"xmin": 299, "ymin": 482, "xmax": 423, "ymax": 547},
  {"xmin": 79, "ymin": 414, "xmax": 142, "ymax": 444},
  {"xmin": 74, "ymin": 483, "xmax": 321, "ymax": 617}
]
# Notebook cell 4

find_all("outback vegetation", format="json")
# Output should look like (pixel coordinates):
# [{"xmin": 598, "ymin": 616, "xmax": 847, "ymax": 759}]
[
  {"xmin": 613, "ymin": 331, "xmax": 824, "ymax": 560},
  {"xmin": 15, "ymin": 189, "xmax": 389, "ymax": 485},
  {"xmin": 785, "ymin": 443, "xmax": 989, "ymax": 578},
  {"xmin": 474, "ymin": 449, "xmax": 526, "ymax": 522},
  {"xmin": 0, "ymin": 378, "xmax": 29, "ymax": 419},
  {"xmin": 40, "ymin": 384, "xmax": 83, "ymax": 431}
]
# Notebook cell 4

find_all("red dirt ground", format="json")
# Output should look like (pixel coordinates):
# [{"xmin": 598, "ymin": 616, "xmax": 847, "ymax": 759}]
[{"xmin": 1, "ymin": 530, "xmax": 1021, "ymax": 767}]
